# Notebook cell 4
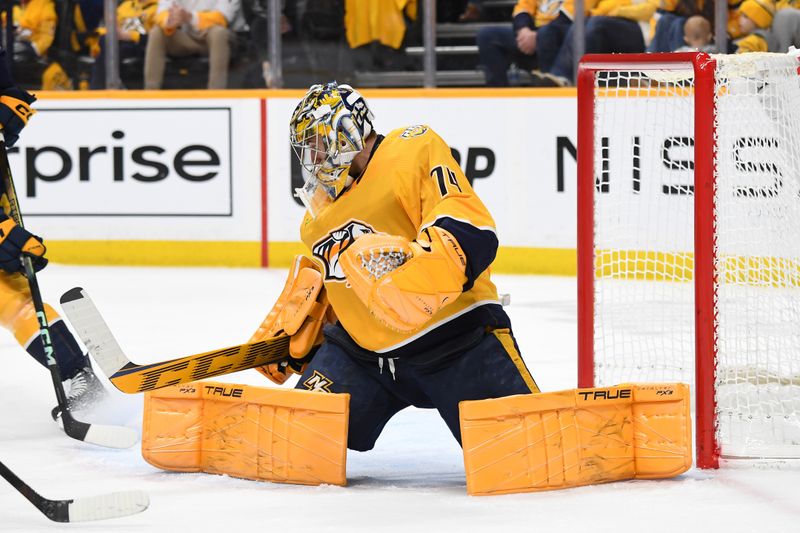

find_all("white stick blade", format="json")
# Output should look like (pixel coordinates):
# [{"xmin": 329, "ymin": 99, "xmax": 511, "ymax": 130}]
[
  {"xmin": 55, "ymin": 415, "xmax": 139, "ymax": 449},
  {"xmin": 84, "ymin": 424, "xmax": 139, "ymax": 449},
  {"xmin": 68, "ymin": 490, "xmax": 149, "ymax": 522},
  {"xmin": 60, "ymin": 287, "xmax": 131, "ymax": 376}
]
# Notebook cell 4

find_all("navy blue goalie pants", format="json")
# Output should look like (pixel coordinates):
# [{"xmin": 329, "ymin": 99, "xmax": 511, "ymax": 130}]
[{"xmin": 295, "ymin": 328, "xmax": 538, "ymax": 452}]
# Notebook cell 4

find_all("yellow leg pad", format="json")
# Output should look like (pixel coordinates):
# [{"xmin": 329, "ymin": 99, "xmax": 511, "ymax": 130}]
[
  {"xmin": 459, "ymin": 383, "xmax": 692, "ymax": 495},
  {"xmin": 142, "ymin": 381, "xmax": 349, "ymax": 486}
]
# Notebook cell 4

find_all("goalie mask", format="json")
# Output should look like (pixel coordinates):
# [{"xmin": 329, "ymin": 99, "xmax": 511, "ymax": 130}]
[{"xmin": 290, "ymin": 82, "xmax": 374, "ymax": 217}]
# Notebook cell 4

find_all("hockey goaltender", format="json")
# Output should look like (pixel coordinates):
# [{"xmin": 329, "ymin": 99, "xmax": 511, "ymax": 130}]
[{"xmin": 141, "ymin": 82, "xmax": 693, "ymax": 495}]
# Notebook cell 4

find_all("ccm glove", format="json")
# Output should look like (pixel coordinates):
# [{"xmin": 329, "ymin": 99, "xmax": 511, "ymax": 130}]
[
  {"xmin": 339, "ymin": 226, "xmax": 468, "ymax": 332},
  {"xmin": 0, "ymin": 87, "xmax": 36, "ymax": 147},
  {"xmin": 0, "ymin": 213, "xmax": 47, "ymax": 273},
  {"xmin": 251, "ymin": 255, "xmax": 335, "ymax": 385}
]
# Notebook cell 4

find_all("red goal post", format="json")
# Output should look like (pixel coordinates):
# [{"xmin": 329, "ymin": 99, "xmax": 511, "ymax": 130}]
[{"xmin": 577, "ymin": 52, "xmax": 800, "ymax": 469}]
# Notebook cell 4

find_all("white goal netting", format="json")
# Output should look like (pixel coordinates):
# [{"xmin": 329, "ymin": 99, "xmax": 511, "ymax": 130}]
[{"xmin": 589, "ymin": 52, "xmax": 800, "ymax": 459}]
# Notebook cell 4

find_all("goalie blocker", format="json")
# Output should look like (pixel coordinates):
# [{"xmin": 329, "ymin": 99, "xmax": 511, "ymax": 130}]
[
  {"xmin": 250, "ymin": 255, "xmax": 336, "ymax": 384},
  {"xmin": 141, "ymin": 382, "xmax": 691, "ymax": 493}
]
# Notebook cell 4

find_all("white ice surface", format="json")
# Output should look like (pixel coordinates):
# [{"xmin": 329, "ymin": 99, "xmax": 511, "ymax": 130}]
[{"xmin": 1, "ymin": 265, "xmax": 799, "ymax": 531}]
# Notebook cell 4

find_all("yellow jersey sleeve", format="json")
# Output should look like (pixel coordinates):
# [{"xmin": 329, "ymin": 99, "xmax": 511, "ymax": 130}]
[{"xmin": 391, "ymin": 127, "xmax": 499, "ymax": 290}]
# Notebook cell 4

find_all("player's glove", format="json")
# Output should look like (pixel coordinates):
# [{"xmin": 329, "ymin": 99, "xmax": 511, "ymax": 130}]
[
  {"xmin": 0, "ymin": 213, "xmax": 47, "ymax": 273},
  {"xmin": 0, "ymin": 86, "xmax": 36, "ymax": 147},
  {"xmin": 251, "ymin": 255, "xmax": 335, "ymax": 385},
  {"xmin": 339, "ymin": 226, "xmax": 467, "ymax": 332}
]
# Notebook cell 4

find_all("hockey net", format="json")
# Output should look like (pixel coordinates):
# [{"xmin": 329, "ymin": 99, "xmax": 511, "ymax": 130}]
[{"xmin": 577, "ymin": 52, "xmax": 800, "ymax": 468}]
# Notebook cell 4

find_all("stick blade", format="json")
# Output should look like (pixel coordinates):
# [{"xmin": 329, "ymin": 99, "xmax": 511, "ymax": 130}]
[
  {"xmin": 58, "ymin": 412, "xmax": 138, "ymax": 449},
  {"xmin": 61, "ymin": 287, "xmax": 131, "ymax": 378},
  {"xmin": 82, "ymin": 423, "xmax": 139, "ymax": 449},
  {"xmin": 66, "ymin": 490, "xmax": 149, "ymax": 522}
]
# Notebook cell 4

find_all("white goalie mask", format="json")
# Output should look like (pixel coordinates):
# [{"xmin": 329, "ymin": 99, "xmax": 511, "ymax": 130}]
[{"xmin": 289, "ymin": 82, "xmax": 374, "ymax": 217}]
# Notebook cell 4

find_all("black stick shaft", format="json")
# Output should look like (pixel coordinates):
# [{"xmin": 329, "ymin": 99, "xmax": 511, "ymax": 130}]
[
  {"xmin": 0, "ymin": 459, "xmax": 49, "ymax": 511},
  {"xmin": 0, "ymin": 458, "xmax": 71, "ymax": 521}
]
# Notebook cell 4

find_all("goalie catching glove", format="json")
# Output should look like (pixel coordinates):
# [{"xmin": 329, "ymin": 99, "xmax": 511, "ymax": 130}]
[
  {"xmin": 251, "ymin": 255, "xmax": 335, "ymax": 385},
  {"xmin": 339, "ymin": 226, "xmax": 467, "ymax": 332}
]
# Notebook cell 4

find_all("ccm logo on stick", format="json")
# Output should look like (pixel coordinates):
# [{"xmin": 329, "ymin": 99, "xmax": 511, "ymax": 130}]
[{"xmin": 9, "ymin": 130, "xmax": 221, "ymax": 197}]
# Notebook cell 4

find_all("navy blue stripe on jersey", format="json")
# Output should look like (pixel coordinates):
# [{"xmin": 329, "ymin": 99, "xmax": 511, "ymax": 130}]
[{"xmin": 433, "ymin": 216, "xmax": 498, "ymax": 292}]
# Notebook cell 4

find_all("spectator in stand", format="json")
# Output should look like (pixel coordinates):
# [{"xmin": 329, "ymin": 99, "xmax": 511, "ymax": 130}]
[
  {"xmin": 476, "ymin": 0, "xmax": 574, "ymax": 87},
  {"xmin": 90, "ymin": 0, "xmax": 158, "ymax": 88},
  {"xmin": 674, "ymin": 14, "xmax": 717, "ymax": 51},
  {"xmin": 6, "ymin": 0, "xmax": 65, "ymax": 89},
  {"xmin": 532, "ymin": 0, "xmax": 657, "ymax": 87},
  {"xmin": 729, "ymin": 0, "xmax": 800, "ymax": 53},
  {"xmin": 648, "ymin": 0, "xmax": 716, "ymax": 52},
  {"xmin": 143, "ymin": 0, "xmax": 241, "ymax": 89},
  {"xmin": 9, "ymin": 0, "xmax": 55, "ymax": 59},
  {"xmin": 729, "ymin": 0, "xmax": 800, "ymax": 52},
  {"xmin": 459, "ymin": 1, "xmax": 484, "ymax": 22},
  {"xmin": 733, "ymin": 0, "xmax": 774, "ymax": 52},
  {"xmin": 344, "ymin": 0, "xmax": 416, "ymax": 72}
]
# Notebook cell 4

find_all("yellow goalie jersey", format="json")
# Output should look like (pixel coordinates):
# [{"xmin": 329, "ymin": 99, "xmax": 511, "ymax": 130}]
[{"xmin": 300, "ymin": 125, "xmax": 506, "ymax": 356}]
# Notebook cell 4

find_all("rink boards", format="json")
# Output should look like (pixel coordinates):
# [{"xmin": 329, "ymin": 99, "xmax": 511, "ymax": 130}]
[{"xmin": 14, "ymin": 88, "xmax": 578, "ymax": 273}]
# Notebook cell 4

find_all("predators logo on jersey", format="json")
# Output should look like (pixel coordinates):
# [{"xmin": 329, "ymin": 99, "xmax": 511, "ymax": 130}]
[
  {"xmin": 400, "ymin": 125, "xmax": 428, "ymax": 139},
  {"xmin": 312, "ymin": 220, "xmax": 374, "ymax": 281}
]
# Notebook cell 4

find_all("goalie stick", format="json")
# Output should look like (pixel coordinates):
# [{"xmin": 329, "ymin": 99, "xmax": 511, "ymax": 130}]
[
  {"xmin": 60, "ymin": 287, "xmax": 291, "ymax": 393},
  {"xmin": 0, "ymin": 459, "xmax": 148, "ymax": 522},
  {"xmin": 0, "ymin": 140, "xmax": 137, "ymax": 449}
]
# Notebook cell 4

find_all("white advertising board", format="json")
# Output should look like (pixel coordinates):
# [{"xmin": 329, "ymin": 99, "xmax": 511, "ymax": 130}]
[
  {"xmin": 13, "ymin": 107, "xmax": 232, "ymax": 216},
  {"xmin": 13, "ymin": 98, "xmax": 262, "ymax": 241}
]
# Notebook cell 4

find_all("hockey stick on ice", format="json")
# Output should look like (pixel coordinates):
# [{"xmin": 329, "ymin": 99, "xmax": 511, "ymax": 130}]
[
  {"xmin": 0, "ymin": 140, "xmax": 137, "ymax": 449},
  {"xmin": 60, "ymin": 287, "xmax": 291, "ymax": 393},
  {"xmin": 0, "ymin": 459, "xmax": 148, "ymax": 522}
]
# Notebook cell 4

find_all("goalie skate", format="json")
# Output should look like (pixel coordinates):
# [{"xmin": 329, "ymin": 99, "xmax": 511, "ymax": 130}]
[{"xmin": 51, "ymin": 366, "xmax": 108, "ymax": 420}]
